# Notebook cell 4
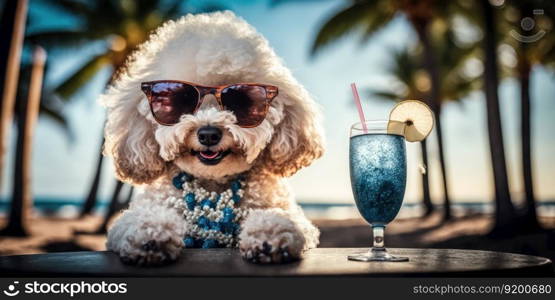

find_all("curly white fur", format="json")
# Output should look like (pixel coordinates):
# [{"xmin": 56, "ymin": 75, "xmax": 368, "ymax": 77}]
[{"xmin": 102, "ymin": 11, "xmax": 324, "ymax": 265}]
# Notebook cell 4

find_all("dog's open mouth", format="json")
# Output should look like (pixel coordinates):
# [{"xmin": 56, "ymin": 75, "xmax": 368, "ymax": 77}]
[{"xmin": 191, "ymin": 150, "xmax": 231, "ymax": 165}]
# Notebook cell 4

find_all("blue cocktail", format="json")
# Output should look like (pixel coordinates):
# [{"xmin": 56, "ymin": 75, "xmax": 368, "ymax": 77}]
[{"xmin": 348, "ymin": 120, "xmax": 408, "ymax": 262}]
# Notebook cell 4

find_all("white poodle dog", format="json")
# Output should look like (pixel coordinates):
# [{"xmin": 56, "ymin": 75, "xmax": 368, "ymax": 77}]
[{"xmin": 101, "ymin": 11, "xmax": 324, "ymax": 266}]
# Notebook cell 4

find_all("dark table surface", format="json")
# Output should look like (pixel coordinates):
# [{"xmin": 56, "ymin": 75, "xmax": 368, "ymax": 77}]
[{"xmin": 0, "ymin": 248, "xmax": 552, "ymax": 277}]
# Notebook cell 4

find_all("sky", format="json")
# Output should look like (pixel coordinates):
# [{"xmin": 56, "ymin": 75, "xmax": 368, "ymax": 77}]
[{"xmin": 1, "ymin": 0, "xmax": 554, "ymax": 207}]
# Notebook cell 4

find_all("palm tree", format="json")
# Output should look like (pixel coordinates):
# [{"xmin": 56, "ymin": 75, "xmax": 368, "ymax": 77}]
[
  {"xmin": 0, "ymin": 47, "xmax": 56, "ymax": 236},
  {"xmin": 370, "ymin": 29, "xmax": 479, "ymax": 218},
  {"xmin": 29, "ymin": 0, "xmax": 223, "ymax": 220},
  {"xmin": 300, "ymin": 0, "xmax": 455, "ymax": 220},
  {"xmin": 0, "ymin": 0, "xmax": 67, "ymax": 237},
  {"xmin": 369, "ymin": 49, "xmax": 433, "ymax": 216},
  {"xmin": 0, "ymin": 0, "xmax": 19, "ymax": 104},
  {"xmin": 501, "ymin": 0, "xmax": 555, "ymax": 231},
  {"xmin": 479, "ymin": 0, "xmax": 517, "ymax": 235},
  {"xmin": 95, "ymin": 183, "xmax": 134, "ymax": 234},
  {"xmin": 79, "ymin": 137, "xmax": 104, "ymax": 217},
  {"xmin": 0, "ymin": 0, "xmax": 28, "ymax": 191}
]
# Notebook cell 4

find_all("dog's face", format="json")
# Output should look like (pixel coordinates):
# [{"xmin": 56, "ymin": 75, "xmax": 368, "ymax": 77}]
[
  {"xmin": 153, "ymin": 97, "xmax": 279, "ymax": 181},
  {"xmin": 174, "ymin": 107, "xmax": 253, "ymax": 181},
  {"xmin": 102, "ymin": 12, "xmax": 324, "ymax": 184}
]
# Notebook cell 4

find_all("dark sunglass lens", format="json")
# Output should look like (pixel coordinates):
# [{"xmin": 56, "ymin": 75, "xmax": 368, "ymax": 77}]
[
  {"xmin": 148, "ymin": 82, "xmax": 199, "ymax": 124},
  {"xmin": 221, "ymin": 85, "xmax": 268, "ymax": 127}
]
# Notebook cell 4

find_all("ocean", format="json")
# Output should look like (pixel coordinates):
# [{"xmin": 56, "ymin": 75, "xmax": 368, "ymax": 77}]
[{"xmin": 1, "ymin": 197, "xmax": 554, "ymax": 220}]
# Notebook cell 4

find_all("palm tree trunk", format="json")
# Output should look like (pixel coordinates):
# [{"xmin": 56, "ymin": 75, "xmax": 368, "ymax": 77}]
[
  {"xmin": 0, "ymin": 0, "xmax": 28, "ymax": 190},
  {"xmin": 420, "ymin": 140, "xmax": 434, "ymax": 216},
  {"xmin": 1, "ymin": 47, "xmax": 46, "ymax": 236},
  {"xmin": 79, "ymin": 136, "xmax": 105, "ymax": 217},
  {"xmin": 95, "ymin": 180, "xmax": 124, "ymax": 234},
  {"xmin": 1, "ymin": 96, "xmax": 28, "ymax": 236},
  {"xmin": 515, "ymin": 2, "xmax": 539, "ymax": 231},
  {"xmin": 80, "ymin": 62, "xmax": 123, "ymax": 218},
  {"xmin": 481, "ymin": 0, "xmax": 517, "ymax": 235},
  {"xmin": 434, "ymin": 109, "xmax": 451, "ymax": 220},
  {"xmin": 412, "ymin": 20, "xmax": 452, "ymax": 221},
  {"xmin": 518, "ymin": 56, "xmax": 539, "ymax": 230},
  {"xmin": 0, "ymin": 0, "xmax": 18, "ymax": 107}
]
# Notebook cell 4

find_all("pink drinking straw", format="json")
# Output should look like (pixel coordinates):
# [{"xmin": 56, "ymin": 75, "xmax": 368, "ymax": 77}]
[{"xmin": 350, "ymin": 83, "xmax": 368, "ymax": 133}]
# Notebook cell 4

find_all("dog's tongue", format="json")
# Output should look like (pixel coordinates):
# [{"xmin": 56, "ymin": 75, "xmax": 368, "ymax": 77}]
[{"xmin": 199, "ymin": 151, "xmax": 220, "ymax": 159}]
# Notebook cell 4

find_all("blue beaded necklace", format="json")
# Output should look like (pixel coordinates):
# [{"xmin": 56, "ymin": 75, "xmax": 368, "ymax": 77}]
[{"xmin": 172, "ymin": 172, "xmax": 248, "ymax": 248}]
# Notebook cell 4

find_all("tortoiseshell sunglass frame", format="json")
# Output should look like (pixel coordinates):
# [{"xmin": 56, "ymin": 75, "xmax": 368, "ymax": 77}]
[{"xmin": 141, "ymin": 80, "xmax": 279, "ymax": 128}]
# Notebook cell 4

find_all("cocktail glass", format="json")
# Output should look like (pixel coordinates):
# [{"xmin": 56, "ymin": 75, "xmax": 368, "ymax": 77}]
[{"xmin": 348, "ymin": 120, "xmax": 408, "ymax": 262}]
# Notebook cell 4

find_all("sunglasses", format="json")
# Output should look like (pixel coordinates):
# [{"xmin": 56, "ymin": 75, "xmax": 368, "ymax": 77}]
[{"xmin": 141, "ymin": 80, "xmax": 278, "ymax": 128}]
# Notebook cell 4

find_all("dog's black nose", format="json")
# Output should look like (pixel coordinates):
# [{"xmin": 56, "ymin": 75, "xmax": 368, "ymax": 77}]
[{"xmin": 197, "ymin": 126, "xmax": 222, "ymax": 146}]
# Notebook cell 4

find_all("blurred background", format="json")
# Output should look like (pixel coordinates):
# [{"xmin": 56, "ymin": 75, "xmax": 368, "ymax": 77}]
[{"xmin": 0, "ymin": 0, "xmax": 554, "ymax": 265}]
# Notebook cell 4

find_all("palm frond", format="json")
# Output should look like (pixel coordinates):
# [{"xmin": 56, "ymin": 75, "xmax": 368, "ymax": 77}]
[
  {"xmin": 39, "ymin": 100, "xmax": 73, "ymax": 140},
  {"xmin": 390, "ymin": 48, "xmax": 419, "ymax": 86},
  {"xmin": 55, "ymin": 53, "xmax": 111, "ymax": 99},
  {"xmin": 156, "ymin": 0, "xmax": 185, "ymax": 18},
  {"xmin": 44, "ymin": 0, "xmax": 93, "ymax": 16},
  {"xmin": 311, "ymin": 1, "xmax": 386, "ymax": 56},
  {"xmin": 442, "ymin": 70, "xmax": 479, "ymax": 101},
  {"xmin": 270, "ymin": 0, "xmax": 330, "ymax": 7},
  {"xmin": 359, "ymin": 9, "xmax": 396, "ymax": 45},
  {"xmin": 14, "ymin": 63, "xmax": 73, "ymax": 139},
  {"xmin": 79, "ymin": 1, "xmax": 126, "ymax": 33},
  {"xmin": 368, "ymin": 89, "xmax": 402, "ymax": 102},
  {"xmin": 26, "ymin": 30, "xmax": 94, "ymax": 48}
]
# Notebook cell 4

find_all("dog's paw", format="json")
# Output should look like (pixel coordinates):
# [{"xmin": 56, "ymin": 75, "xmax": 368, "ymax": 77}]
[
  {"xmin": 238, "ymin": 209, "xmax": 306, "ymax": 264},
  {"xmin": 241, "ymin": 241, "xmax": 295, "ymax": 264},
  {"xmin": 119, "ymin": 238, "xmax": 183, "ymax": 266},
  {"xmin": 106, "ymin": 206, "xmax": 186, "ymax": 266}
]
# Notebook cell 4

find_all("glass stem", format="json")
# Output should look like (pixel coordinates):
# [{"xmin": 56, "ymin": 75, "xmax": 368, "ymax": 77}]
[{"xmin": 372, "ymin": 225, "xmax": 385, "ymax": 250}]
